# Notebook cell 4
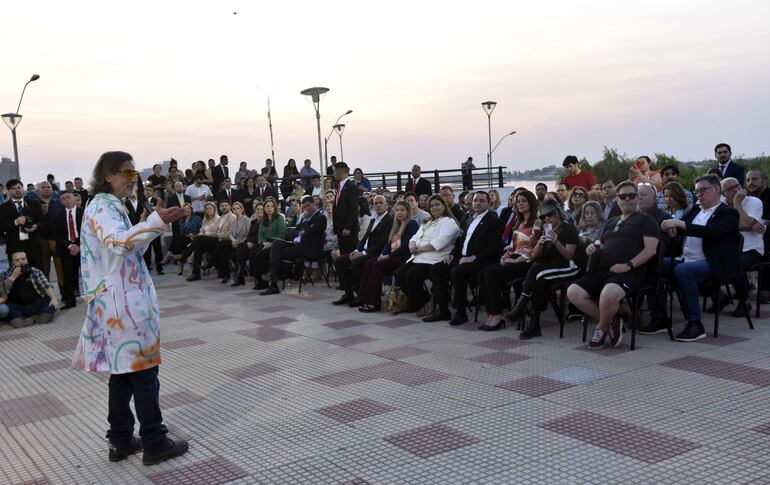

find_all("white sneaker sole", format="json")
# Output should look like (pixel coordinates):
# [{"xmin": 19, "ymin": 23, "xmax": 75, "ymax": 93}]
[{"xmin": 675, "ymin": 333, "xmax": 706, "ymax": 342}]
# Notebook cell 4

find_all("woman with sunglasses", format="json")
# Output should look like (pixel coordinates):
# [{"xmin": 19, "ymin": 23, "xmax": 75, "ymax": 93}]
[
  {"xmin": 72, "ymin": 151, "xmax": 189, "ymax": 465},
  {"xmin": 477, "ymin": 190, "xmax": 539, "ymax": 331},
  {"xmin": 503, "ymin": 201, "xmax": 581, "ymax": 339},
  {"xmin": 567, "ymin": 188, "xmax": 588, "ymax": 225}
]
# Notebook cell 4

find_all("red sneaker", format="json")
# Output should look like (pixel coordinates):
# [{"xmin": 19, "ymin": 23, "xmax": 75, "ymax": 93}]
[
  {"xmin": 608, "ymin": 315, "xmax": 623, "ymax": 348},
  {"xmin": 588, "ymin": 329, "xmax": 607, "ymax": 350}
]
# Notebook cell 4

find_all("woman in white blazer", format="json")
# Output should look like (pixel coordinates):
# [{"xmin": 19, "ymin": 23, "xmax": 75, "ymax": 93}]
[{"xmin": 393, "ymin": 194, "xmax": 461, "ymax": 313}]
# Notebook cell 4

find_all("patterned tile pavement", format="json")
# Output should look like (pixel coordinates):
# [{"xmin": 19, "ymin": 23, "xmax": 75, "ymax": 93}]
[{"xmin": 1, "ymin": 272, "xmax": 770, "ymax": 483}]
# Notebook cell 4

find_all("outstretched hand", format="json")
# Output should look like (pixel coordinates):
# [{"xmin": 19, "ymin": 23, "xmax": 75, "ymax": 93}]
[{"xmin": 155, "ymin": 202, "xmax": 185, "ymax": 224}]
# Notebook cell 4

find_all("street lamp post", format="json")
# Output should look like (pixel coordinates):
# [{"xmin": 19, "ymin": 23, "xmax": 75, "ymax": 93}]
[
  {"xmin": 2, "ymin": 74, "xmax": 40, "ymax": 179},
  {"xmin": 481, "ymin": 100, "xmax": 497, "ymax": 187},
  {"xmin": 491, "ymin": 130, "xmax": 517, "ymax": 156},
  {"xmin": 301, "ymin": 87, "xmax": 330, "ymax": 175},
  {"xmin": 324, "ymin": 110, "xmax": 352, "ymax": 171},
  {"xmin": 334, "ymin": 123, "xmax": 346, "ymax": 163}
]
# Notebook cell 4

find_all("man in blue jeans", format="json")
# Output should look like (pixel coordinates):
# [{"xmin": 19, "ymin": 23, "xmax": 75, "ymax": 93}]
[
  {"xmin": 660, "ymin": 174, "xmax": 741, "ymax": 342},
  {"xmin": 2, "ymin": 251, "xmax": 59, "ymax": 328}
]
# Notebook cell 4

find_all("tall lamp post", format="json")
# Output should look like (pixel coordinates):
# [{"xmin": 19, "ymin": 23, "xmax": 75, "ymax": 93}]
[
  {"xmin": 2, "ymin": 74, "xmax": 40, "ymax": 179},
  {"xmin": 300, "ymin": 87, "xmax": 329, "ymax": 175},
  {"xmin": 333, "ymin": 123, "xmax": 346, "ymax": 163},
  {"xmin": 324, "ymin": 109, "xmax": 352, "ymax": 171},
  {"xmin": 491, "ymin": 131, "xmax": 517, "ymax": 156},
  {"xmin": 481, "ymin": 100, "xmax": 497, "ymax": 187}
]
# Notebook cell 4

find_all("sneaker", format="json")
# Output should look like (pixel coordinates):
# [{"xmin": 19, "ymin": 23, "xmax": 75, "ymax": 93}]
[
  {"xmin": 34, "ymin": 313, "xmax": 54, "ymax": 324},
  {"xmin": 142, "ymin": 438, "xmax": 189, "ymax": 466},
  {"xmin": 675, "ymin": 321, "xmax": 706, "ymax": 342},
  {"xmin": 637, "ymin": 317, "xmax": 671, "ymax": 335},
  {"xmin": 608, "ymin": 315, "xmax": 623, "ymax": 348},
  {"xmin": 109, "ymin": 436, "xmax": 142, "ymax": 462},
  {"xmin": 588, "ymin": 329, "xmax": 607, "ymax": 350}
]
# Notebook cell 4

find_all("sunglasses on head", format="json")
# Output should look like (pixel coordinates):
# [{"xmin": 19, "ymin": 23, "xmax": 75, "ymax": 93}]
[
  {"xmin": 617, "ymin": 193, "xmax": 637, "ymax": 200},
  {"xmin": 538, "ymin": 212, "xmax": 554, "ymax": 220}
]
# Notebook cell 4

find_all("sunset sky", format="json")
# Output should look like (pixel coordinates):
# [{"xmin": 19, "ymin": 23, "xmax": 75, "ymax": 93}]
[{"xmin": 2, "ymin": 0, "xmax": 769, "ymax": 185}]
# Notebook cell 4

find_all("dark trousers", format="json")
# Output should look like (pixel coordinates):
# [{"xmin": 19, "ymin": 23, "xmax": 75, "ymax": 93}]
[
  {"xmin": 268, "ymin": 240, "xmax": 302, "ymax": 277},
  {"xmin": 336, "ymin": 252, "xmax": 377, "ymax": 295},
  {"xmin": 358, "ymin": 254, "xmax": 408, "ymax": 309},
  {"xmin": 7, "ymin": 297, "xmax": 54, "ymax": 319},
  {"xmin": 169, "ymin": 234, "xmax": 193, "ymax": 255},
  {"xmin": 234, "ymin": 244, "xmax": 251, "ymax": 281},
  {"xmin": 183, "ymin": 236, "xmax": 218, "ymax": 274},
  {"xmin": 107, "ymin": 366, "xmax": 167, "ymax": 453},
  {"xmin": 394, "ymin": 262, "xmax": 432, "ymax": 312},
  {"xmin": 60, "ymin": 252, "xmax": 80, "ymax": 305},
  {"xmin": 213, "ymin": 240, "xmax": 234, "ymax": 278},
  {"xmin": 144, "ymin": 237, "xmax": 164, "ymax": 270},
  {"xmin": 478, "ymin": 261, "xmax": 532, "ymax": 315},
  {"xmin": 737, "ymin": 250, "xmax": 764, "ymax": 301},
  {"xmin": 337, "ymin": 234, "xmax": 358, "ymax": 254},
  {"xmin": 522, "ymin": 262, "xmax": 581, "ymax": 312},
  {"xmin": 249, "ymin": 247, "xmax": 270, "ymax": 280}
]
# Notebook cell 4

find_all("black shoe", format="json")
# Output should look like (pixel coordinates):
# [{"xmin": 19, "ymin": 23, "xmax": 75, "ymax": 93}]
[
  {"xmin": 109, "ymin": 436, "xmax": 142, "ymax": 462},
  {"xmin": 253, "ymin": 281, "xmax": 268, "ymax": 290},
  {"xmin": 638, "ymin": 316, "xmax": 671, "ymax": 335},
  {"xmin": 519, "ymin": 314, "xmax": 542, "ymax": 340},
  {"xmin": 142, "ymin": 438, "xmax": 189, "ymax": 466},
  {"xmin": 262, "ymin": 273, "xmax": 277, "ymax": 283},
  {"xmin": 479, "ymin": 320, "xmax": 506, "ymax": 332},
  {"xmin": 260, "ymin": 286, "xmax": 279, "ymax": 295},
  {"xmin": 675, "ymin": 321, "xmax": 706, "ymax": 342},
  {"xmin": 706, "ymin": 295, "xmax": 732, "ymax": 314},
  {"xmin": 186, "ymin": 274, "xmax": 201, "ymax": 282},
  {"xmin": 731, "ymin": 302, "xmax": 752, "ymax": 318},
  {"xmin": 503, "ymin": 296, "xmax": 529, "ymax": 323},
  {"xmin": 332, "ymin": 295, "xmax": 354, "ymax": 306},
  {"xmin": 347, "ymin": 299, "xmax": 361, "ymax": 308},
  {"xmin": 448, "ymin": 311, "xmax": 469, "ymax": 326},
  {"xmin": 62, "ymin": 301, "xmax": 77, "ymax": 310},
  {"xmin": 422, "ymin": 311, "xmax": 450, "ymax": 322},
  {"xmin": 156, "ymin": 268, "xmax": 164, "ymax": 275}
]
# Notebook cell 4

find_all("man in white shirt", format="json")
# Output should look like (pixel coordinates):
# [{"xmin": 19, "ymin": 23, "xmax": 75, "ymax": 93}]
[
  {"xmin": 721, "ymin": 177, "xmax": 765, "ymax": 317},
  {"xmin": 310, "ymin": 175, "xmax": 323, "ymax": 197},
  {"xmin": 185, "ymin": 175, "xmax": 212, "ymax": 217}
]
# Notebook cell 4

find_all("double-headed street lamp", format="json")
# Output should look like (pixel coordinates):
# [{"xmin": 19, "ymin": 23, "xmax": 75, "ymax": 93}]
[
  {"xmin": 324, "ymin": 110, "xmax": 352, "ymax": 171},
  {"xmin": 301, "ymin": 87, "xmax": 329, "ymax": 175},
  {"xmin": 2, "ymin": 74, "xmax": 40, "ymax": 179}
]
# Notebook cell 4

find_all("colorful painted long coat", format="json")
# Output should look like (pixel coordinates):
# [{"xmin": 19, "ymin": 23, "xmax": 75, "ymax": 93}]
[{"xmin": 71, "ymin": 193, "xmax": 167, "ymax": 374}]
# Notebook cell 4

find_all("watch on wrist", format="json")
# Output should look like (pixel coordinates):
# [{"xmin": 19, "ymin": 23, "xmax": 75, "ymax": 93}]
[{"xmin": 626, "ymin": 260, "xmax": 634, "ymax": 269}]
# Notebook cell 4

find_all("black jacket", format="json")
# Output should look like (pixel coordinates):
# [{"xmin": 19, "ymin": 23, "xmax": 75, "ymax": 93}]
[
  {"xmin": 212, "ymin": 164, "xmax": 230, "ymax": 193},
  {"xmin": 52, "ymin": 207, "xmax": 84, "ymax": 257},
  {"xmin": 215, "ymin": 189, "xmax": 236, "ymax": 206},
  {"xmin": 357, "ymin": 213, "xmax": 393, "ymax": 256},
  {"xmin": 166, "ymin": 193, "xmax": 192, "ymax": 236},
  {"xmin": 297, "ymin": 210, "xmax": 327, "ymax": 259},
  {"xmin": 0, "ymin": 197, "xmax": 45, "ymax": 253},
  {"xmin": 716, "ymin": 161, "xmax": 745, "ymax": 187},
  {"xmin": 124, "ymin": 198, "xmax": 143, "ymax": 225},
  {"xmin": 253, "ymin": 185, "xmax": 278, "ymax": 201},
  {"xmin": 675, "ymin": 203, "xmax": 740, "ymax": 281},
  {"xmin": 333, "ymin": 179, "xmax": 359, "ymax": 236},
  {"xmin": 452, "ymin": 210, "xmax": 502, "ymax": 264},
  {"xmin": 406, "ymin": 177, "xmax": 432, "ymax": 198}
]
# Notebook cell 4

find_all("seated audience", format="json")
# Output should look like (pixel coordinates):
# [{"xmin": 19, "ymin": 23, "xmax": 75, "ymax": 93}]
[
  {"xmin": 662, "ymin": 181, "xmax": 690, "ymax": 219},
  {"xmin": 577, "ymin": 200, "xmax": 605, "ymax": 243},
  {"xmin": 332, "ymin": 195, "xmax": 393, "ymax": 306},
  {"xmin": 167, "ymin": 203, "xmax": 201, "ymax": 274},
  {"xmin": 323, "ymin": 201, "xmax": 339, "ymax": 253},
  {"xmin": 601, "ymin": 180, "xmax": 621, "ymax": 220},
  {"xmin": 425, "ymin": 191, "xmax": 501, "ymax": 325},
  {"xmin": 185, "ymin": 201, "xmax": 233, "ymax": 281},
  {"xmin": 2, "ymin": 251, "xmax": 59, "ymax": 328},
  {"xmin": 215, "ymin": 201, "xmax": 250, "ymax": 285},
  {"xmin": 567, "ymin": 186, "xmax": 588, "ymax": 225},
  {"xmin": 747, "ymin": 170, "xmax": 770, "ymax": 303},
  {"xmin": 406, "ymin": 192, "xmax": 429, "ymax": 224},
  {"xmin": 357, "ymin": 197, "xmax": 372, "ymax": 242},
  {"xmin": 503, "ymin": 201, "xmax": 581, "ymax": 339},
  {"xmin": 488, "ymin": 189, "xmax": 503, "ymax": 216},
  {"xmin": 249, "ymin": 199, "xmax": 287, "ymax": 290},
  {"xmin": 358, "ymin": 202, "xmax": 420, "ymax": 312},
  {"xmin": 657, "ymin": 164, "xmax": 693, "ymax": 210},
  {"xmin": 567, "ymin": 182, "xmax": 659, "ymax": 348},
  {"xmin": 393, "ymin": 195, "xmax": 461, "ymax": 314},
  {"xmin": 353, "ymin": 168, "xmax": 372, "ymax": 192},
  {"xmin": 477, "ymin": 190, "xmax": 538, "ymax": 331},
  {"xmin": 535, "ymin": 183, "xmax": 547, "ymax": 202}
]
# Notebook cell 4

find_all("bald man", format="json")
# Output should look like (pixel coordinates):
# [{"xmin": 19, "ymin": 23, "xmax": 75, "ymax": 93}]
[{"xmin": 332, "ymin": 195, "xmax": 394, "ymax": 306}]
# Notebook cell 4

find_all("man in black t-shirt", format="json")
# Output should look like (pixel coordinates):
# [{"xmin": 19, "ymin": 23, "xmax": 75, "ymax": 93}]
[{"xmin": 567, "ymin": 181, "xmax": 659, "ymax": 350}]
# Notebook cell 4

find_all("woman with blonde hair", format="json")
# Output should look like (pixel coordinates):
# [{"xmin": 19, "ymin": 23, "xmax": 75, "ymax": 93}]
[
  {"xmin": 215, "ymin": 201, "xmax": 250, "ymax": 285},
  {"xmin": 488, "ymin": 189, "xmax": 503, "ymax": 216},
  {"xmin": 357, "ymin": 201, "xmax": 420, "ymax": 312}
]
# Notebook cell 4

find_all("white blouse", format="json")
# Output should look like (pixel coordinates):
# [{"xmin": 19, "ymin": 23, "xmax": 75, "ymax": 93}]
[{"xmin": 408, "ymin": 216, "xmax": 461, "ymax": 264}]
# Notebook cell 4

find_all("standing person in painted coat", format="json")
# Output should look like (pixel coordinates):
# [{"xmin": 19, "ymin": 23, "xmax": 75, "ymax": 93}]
[{"xmin": 71, "ymin": 151, "xmax": 189, "ymax": 466}]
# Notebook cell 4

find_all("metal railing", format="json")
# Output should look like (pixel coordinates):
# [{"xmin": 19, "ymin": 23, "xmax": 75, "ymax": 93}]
[{"xmin": 362, "ymin": 166, "xmax": 506, "ymax": 193}]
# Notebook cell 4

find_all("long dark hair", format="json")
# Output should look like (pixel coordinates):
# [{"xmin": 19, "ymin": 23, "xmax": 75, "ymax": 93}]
[
  {"xmin": 91, "ymin": 151, "xmax": 133, "ymax": 195},
  {"xmin": 514, "ymin": 190, "xmax": 538, "ymax": 230}
]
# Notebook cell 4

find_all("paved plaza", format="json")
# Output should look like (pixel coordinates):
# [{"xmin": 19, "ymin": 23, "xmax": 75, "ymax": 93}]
[{"xmin": 2, "ymin": 273, "xmax": 770, "ymax": 484}]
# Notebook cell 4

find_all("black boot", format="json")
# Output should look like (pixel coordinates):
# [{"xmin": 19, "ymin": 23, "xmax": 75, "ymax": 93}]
[
  {"xmin": 519, "ymin": 311, "xmax": 542, "ymax": 340},
  {"xmin": 503, "ymin": 294, "xmax": 530, "ymax": 323}
]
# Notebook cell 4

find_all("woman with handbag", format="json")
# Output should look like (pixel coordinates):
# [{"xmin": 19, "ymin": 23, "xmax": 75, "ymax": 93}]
[
  {"xmin": 393, "ymin": 195, "xmax": 460, "ymax": 314},
  {"xmin": 358, "ymin": 201, "xmax": 419, "ymax": 312}
]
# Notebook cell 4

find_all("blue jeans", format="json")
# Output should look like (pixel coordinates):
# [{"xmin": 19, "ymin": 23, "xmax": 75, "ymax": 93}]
[
  {"xmin": 664, "ymin": 258, "xmax": 713, "ymax": 322},
  {"xmin": 6, "ymin": 298, "xmax": 54, "ymax": 320},
  {"xmin": 107, "ymin": 366, "xmax": 168, "ymax": 453},
  {"xmin": 0, "ymin": 303, "xmax": 8, "ymax": 320}
]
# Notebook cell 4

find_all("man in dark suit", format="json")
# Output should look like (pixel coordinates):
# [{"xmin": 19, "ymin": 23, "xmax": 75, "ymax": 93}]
[
  {"xmin": 425, "ymin": 191, "xmax": 502, "ymax": 325},
  {"xmin": 714, "ymin": 143, "xmax": 745, "ymax": 187},
  {"xmin": 254, "ymin": 173, "xmax": 277, "ymax": 201},
  {"xmin": 601, "ymin": 180, "xmax": 622, "ymax": 220},
  {"xmin": 660, "ymin": 174, "xmax": 740, "ymax": 342},
  {"xmin": 332, "ymin": 162, "xmax": 360, "ymax": 253},
  {"xmin": 332, "ymin": 195, "xmax": 393, "ymax": 306},
  {"xmin": 0, "ymin": 179, "xmax": 45, "ymax": 270},
  {"xmin": 73, "ymin": 177, "xmax": 90, "ymax": 204},
  {"xmin": 141, "ymin": 185, "xmax": 165, "ymax": 274},
  {"xmin": 52, "ymin": 192, "xmax": 83, "ymax": 309},
  {"xmin": 406, "ymin": 164, "xmax": 433, "ymax": 198},
  {"xmin": 212, "ymin": 154, "xmax": 230, "ymax": 193},
  {"xmin": 124, "ymin": 190, "xmax": 142, "ymax": 225},
  {"xmin": 260, "ymin": 196, "xmax": 327, "ymax": 295},
  {"xmin": 215, "ymin": 178, "xmax": 236, "ymax": 207},
  {"xmin": 165, "ymin": 181, "xmax": 191, "ymax": 236}
]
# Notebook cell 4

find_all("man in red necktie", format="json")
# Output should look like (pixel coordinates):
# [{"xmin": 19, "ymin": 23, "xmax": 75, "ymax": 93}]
[{"xmin": 53, "ymin": 191, "xmax": 84, "ymax": 309}]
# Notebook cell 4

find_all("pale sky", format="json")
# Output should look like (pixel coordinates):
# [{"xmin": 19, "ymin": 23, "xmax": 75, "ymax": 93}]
[{"xmin": 2, "ymin": 0, "xmax": 769, "ymax": 185}]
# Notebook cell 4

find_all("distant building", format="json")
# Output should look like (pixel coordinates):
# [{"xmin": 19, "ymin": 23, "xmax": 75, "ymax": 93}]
[{"xmin": 0, "ymin": 157, "xmax": 20, "ymax": 184}]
